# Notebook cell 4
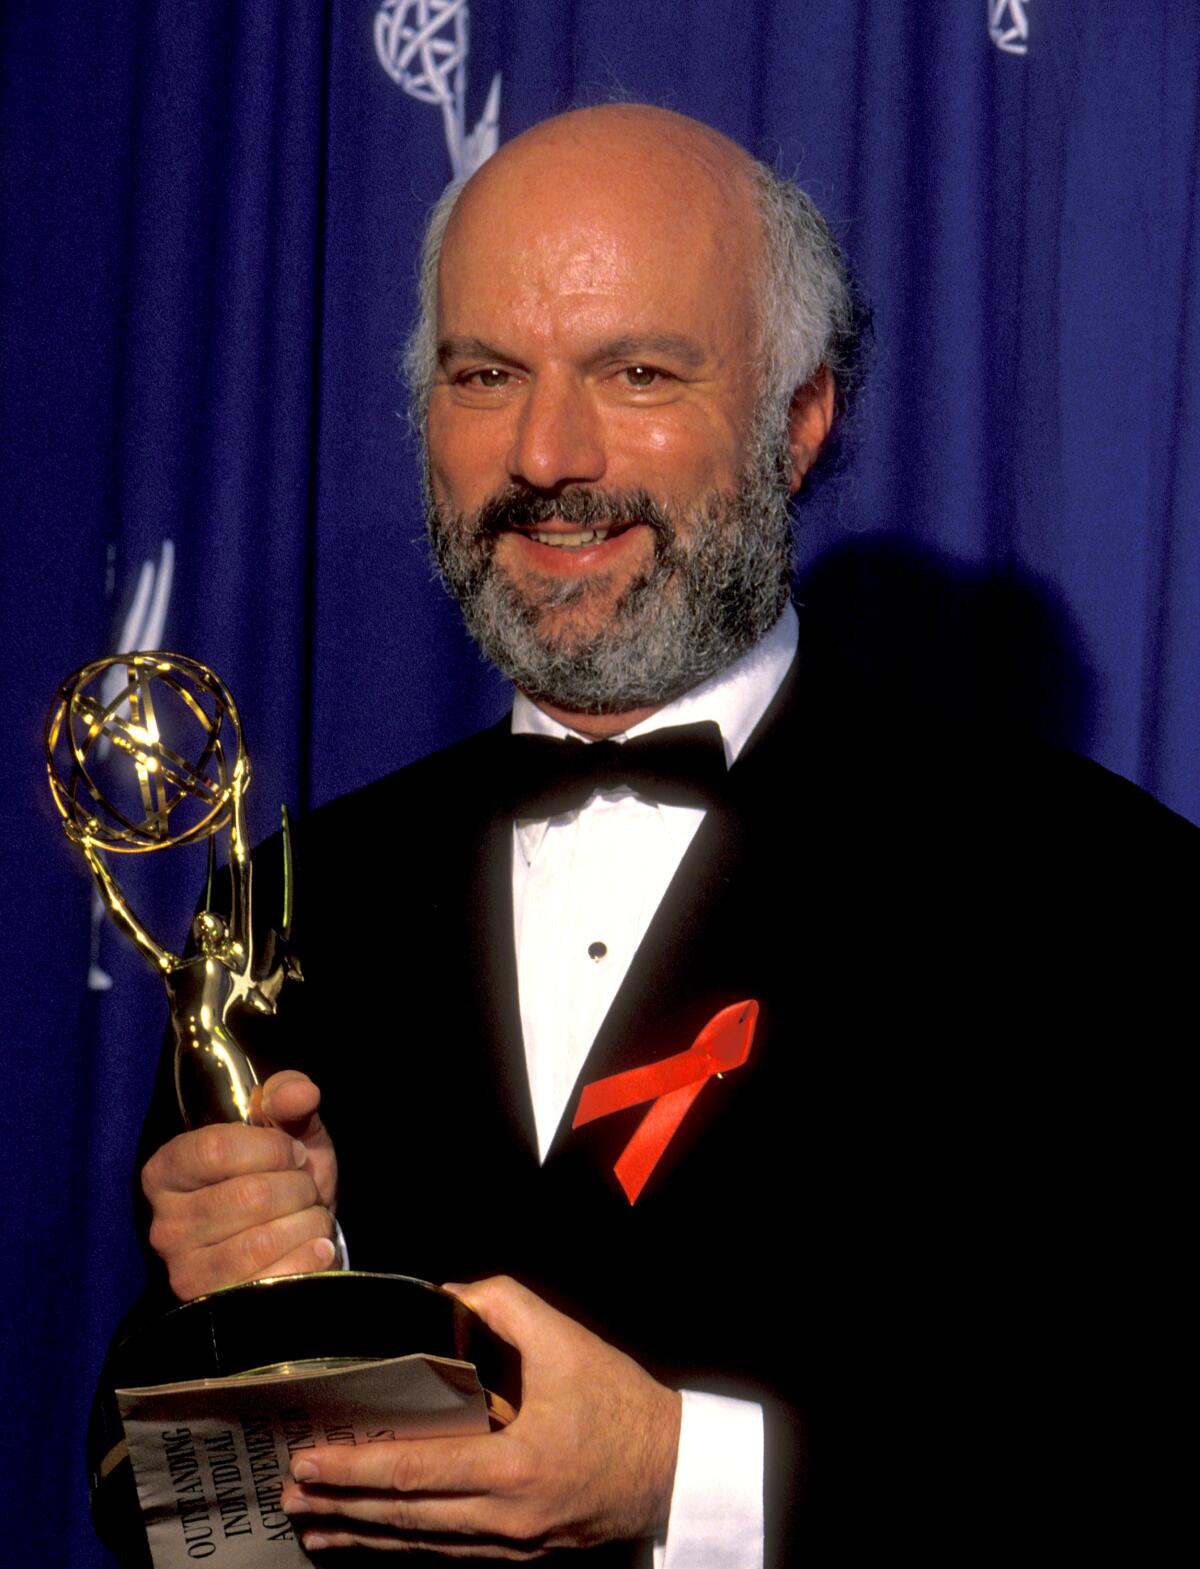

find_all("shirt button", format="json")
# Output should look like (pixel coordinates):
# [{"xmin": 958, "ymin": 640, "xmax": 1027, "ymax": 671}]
[{"xmin": 587, "ymin": 941, "xmax": 608, "ymax": 962}]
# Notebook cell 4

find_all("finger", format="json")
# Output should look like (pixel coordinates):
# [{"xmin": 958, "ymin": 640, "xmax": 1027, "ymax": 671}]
[
  {"xmin": 296, "ymin": 1523, "xmax": 540, "ymax": 1560},
  {"xmin": 288, "ymin": 1435, "xmax": 503, "ymax": 1498},
  {"xmin": 249, "ymin": 1231, "xmax": 337, "ymax": 1282},
  {"xmin": 287, "ymin": 1486, "xmax": 489, "ymax": 1534},
  {"xmin": 174, "ymin": 1205, "xmax": 334, "ymax": 1297},
  {"xmin": 150, "ymin": 1169, "xmax": 318, "ymax": 1251},
  {"xmin": 447, "ymin": 1276, "xmax": 562, "ymax": 1355},
  {"xmin": 143, "ymin": 1123, "xmax": 306, "ymax": 1198},
  {"xmin": 260, "ymin": 1071, "xmax": 326, "ymax": 1141},
  {"xmin": 259, "ymin": 1074, "xmax": 339, "ymax": 1212},
  {"xmin": 285, "ymin": 1484, "xmax": 540, "ymax": 1548}
]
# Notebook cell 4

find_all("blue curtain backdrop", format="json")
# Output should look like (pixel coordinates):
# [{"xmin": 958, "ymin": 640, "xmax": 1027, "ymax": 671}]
[{"xmin": 2, "ymin": 3, "xmax": 1196, "ymax": 1562}]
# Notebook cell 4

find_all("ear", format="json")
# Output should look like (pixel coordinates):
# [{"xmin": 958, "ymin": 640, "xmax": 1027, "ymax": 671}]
[{"xmin": 786, "ymin": 365, "xmax": 835, "ymax": 495}]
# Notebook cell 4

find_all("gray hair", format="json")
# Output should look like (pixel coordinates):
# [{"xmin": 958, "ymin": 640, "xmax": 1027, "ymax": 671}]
[
  {"xmin": 404, "ymin": 175, "xmax": 467, "ymax": 426},
  {"xmin": 747, "ymin": 162, "xmax": 867, "ymax": 425},
  {"xmin": 403, "ymin": 158, "xmax": 867, "ymax": 432}
]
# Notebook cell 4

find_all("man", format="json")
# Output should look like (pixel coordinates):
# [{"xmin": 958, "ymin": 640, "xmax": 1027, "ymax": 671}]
[{"xmin": 128, "ymin": 106, "xmax": 1195, "ymax": 1564}]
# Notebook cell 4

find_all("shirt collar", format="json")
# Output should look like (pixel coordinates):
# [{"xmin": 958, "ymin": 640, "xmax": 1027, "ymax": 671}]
[{"xmin": 511, "ymin": 606, "xmax": 798, "ymax": 862}]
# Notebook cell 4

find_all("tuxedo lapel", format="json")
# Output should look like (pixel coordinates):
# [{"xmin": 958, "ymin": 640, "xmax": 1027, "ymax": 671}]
[{"xmin": 453, "ymin": 727, "xmax": 540, "ymax": 1158}]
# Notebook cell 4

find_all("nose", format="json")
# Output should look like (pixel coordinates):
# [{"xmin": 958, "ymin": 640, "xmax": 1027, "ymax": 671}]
[{"xmin": 506, "ymin": 372, "xmax": 607, "ymax": 492}]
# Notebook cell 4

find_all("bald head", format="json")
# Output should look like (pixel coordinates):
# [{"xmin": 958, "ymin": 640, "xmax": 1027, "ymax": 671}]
[
  {"xmin": 505, "ymin": 101, "xmax": 757, "ymax": 165},
  {"xmin": 450, "ymin": 105, "xmax": 763, "ymax": 251},
  {"xmin": 470, "ymin": 102, "xmax": 758, "ymax": 181}
]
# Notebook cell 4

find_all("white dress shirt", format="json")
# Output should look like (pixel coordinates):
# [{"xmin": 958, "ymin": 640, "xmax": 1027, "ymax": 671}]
[{"xmin": 510, "ymin": 604, "xmax": 798, "ymax": 1568}]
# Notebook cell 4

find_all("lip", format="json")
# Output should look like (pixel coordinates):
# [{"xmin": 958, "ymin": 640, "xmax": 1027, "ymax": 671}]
[{"xmin": 500, "ymin": 521, "xmax": 652, "ymax": 575}]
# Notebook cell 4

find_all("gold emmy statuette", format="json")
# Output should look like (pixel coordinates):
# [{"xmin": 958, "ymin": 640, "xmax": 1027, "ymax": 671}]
[
  {"xmin": 45, "ymin": 653, "xmax": 518, "ymax": 1569},
  {"xmin": 45, "ymin": 651, "xmax": 299, "ymax": 1128}
]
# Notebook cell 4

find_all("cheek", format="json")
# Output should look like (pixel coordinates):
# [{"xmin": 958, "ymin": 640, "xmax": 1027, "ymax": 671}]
[
  {"xmin": 427, "ymin": 407, "xmax": 511, "ymax": 507},
  {"xmin": 639, "ymin": 424, "xmax": 676, "ymax": 457},
  {"xmin": 612, "ymin": 418, "xmax": 730, "ymax": 496}
]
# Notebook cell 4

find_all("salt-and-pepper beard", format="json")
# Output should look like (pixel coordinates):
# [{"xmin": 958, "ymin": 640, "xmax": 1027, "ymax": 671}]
[{"xmin": 424, "ymin": 408, "xmax": 796, "ymax": 715}]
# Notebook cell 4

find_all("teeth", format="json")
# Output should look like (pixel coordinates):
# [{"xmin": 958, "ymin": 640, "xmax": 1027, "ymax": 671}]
[{"xmin": 527, "ymin": 527, "xmax": 612, "ymax": 548}]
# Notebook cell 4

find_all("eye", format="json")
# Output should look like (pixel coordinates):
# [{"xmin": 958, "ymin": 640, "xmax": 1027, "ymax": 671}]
[
  {"xmin": 621, "ymin": 365, "xmax": 663, "ymax": 389},
  {"xmin": 458, "ymin": 367, "xmax": 512, "ymax": 390}
]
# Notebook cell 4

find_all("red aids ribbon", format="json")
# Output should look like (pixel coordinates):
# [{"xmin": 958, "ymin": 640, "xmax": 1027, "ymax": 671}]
[{"xmin": 572, "ymin": 1000, "xmax": 759, "ymax": 1204}]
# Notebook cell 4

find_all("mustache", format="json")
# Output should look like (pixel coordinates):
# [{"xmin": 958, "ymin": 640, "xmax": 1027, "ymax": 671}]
[{"xmin": 471, "ymin": 486, "xmax": 676, "ymax": 540}]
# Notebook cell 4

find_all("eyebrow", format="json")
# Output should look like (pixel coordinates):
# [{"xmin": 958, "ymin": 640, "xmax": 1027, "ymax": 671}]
[
  {"xmin": 436, "ymin": 332, "xmax": 709, "ymax": 371},
  {"xmin": 437, "ymin": 336, "xmax": 511, "ymax": 368},
  {"xmin": 589, "ymin": 334, "xmax": 707, "ymax": 370}
]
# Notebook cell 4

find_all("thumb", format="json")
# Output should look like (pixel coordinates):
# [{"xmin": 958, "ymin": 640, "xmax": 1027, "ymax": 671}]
[
  {"xmin": 260, "ymin": 1070, "xmax": 328, "ymax": 1144},
  {"xmin": 443, "ymin": 1275, "xmax": 557, "ymax": 1353},
  {"xmin": 259, "ymin": 1071, "xmax": 337, "ymax": 1212}
]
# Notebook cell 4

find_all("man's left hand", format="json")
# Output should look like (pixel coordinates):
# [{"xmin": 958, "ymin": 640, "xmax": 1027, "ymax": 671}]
[{"xmin": 280, "ymin": 1275, "xmax": 682, "ymax": 1557}]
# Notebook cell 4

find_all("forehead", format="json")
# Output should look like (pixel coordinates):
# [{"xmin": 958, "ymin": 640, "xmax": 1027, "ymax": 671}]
[{"xmin": 436, "ymin": 132, "xmax": 763, "ymax": 355}]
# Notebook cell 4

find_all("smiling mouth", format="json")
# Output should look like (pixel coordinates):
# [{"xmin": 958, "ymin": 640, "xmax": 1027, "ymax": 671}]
[
  {"xmin": 520, "ymin": 523, "xmax": 640, "ymax": 550},
  {"xmin": 472, "ymin": 486, "xmax": 670, "ymax": 552}
]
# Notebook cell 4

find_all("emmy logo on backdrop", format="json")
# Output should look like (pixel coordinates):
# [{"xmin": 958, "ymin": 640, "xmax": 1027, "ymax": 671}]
[
  {"xmin": 989, "ymin": 0, "xmax": 1030, "ymax": 55},
  {"xmin": 374, "ymin": 0, "xmax": 501, "ymax": 179}
]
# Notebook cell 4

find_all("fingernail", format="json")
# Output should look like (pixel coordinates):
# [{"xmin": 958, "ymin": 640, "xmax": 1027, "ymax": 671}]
[
  {"xmin": 292, "ymin": 1458, "xmax": 319, "ymax": 1482},
  {"xmin": 304, "ymin": 1533, "xmax": 331, "ymax": 1551},
  {"xmin": 442, "ymin": 1281, "xmax": 466, "ymax": 1294},
  {"xmin": 292, "ymin": 1139, "xmax": 307, "ymax": 1166},
  {"xmin": 314, "ymin": 1238, "xmax": 335, "ymax": 1267}
]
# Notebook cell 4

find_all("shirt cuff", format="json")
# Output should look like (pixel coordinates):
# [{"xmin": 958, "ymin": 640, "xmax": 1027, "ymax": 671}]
[{"xmin": 653, "ymin": 1390, "xmax": 763, "ymax": 1569}]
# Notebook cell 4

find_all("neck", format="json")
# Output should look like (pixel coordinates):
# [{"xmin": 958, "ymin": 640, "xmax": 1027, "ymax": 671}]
[{"xmin": 526, "ymin": 695, "xmax": 664, "ymax": 739}]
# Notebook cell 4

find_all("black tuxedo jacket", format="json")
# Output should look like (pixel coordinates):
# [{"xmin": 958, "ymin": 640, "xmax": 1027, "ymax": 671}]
[{"xmin": 129, "ymin": 646, "xmax": 1197, "ymax": 1564}]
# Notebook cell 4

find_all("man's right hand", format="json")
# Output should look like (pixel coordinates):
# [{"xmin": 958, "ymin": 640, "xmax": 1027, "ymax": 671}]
[{"xmin": 141, "ymin": 1069, "xmax": 338, "ymax": 1302}]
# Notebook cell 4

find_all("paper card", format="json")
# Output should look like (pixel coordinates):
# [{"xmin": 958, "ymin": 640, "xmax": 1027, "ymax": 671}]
[{"xmin": 117, "ymin": 1353, "xmax": 490, "ymax": 1567}]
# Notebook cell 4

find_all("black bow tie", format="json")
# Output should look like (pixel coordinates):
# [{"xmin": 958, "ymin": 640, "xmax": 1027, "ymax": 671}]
[{"xmin": 503, "ymin": 721, "xmax": 728, "ymax": 818}]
